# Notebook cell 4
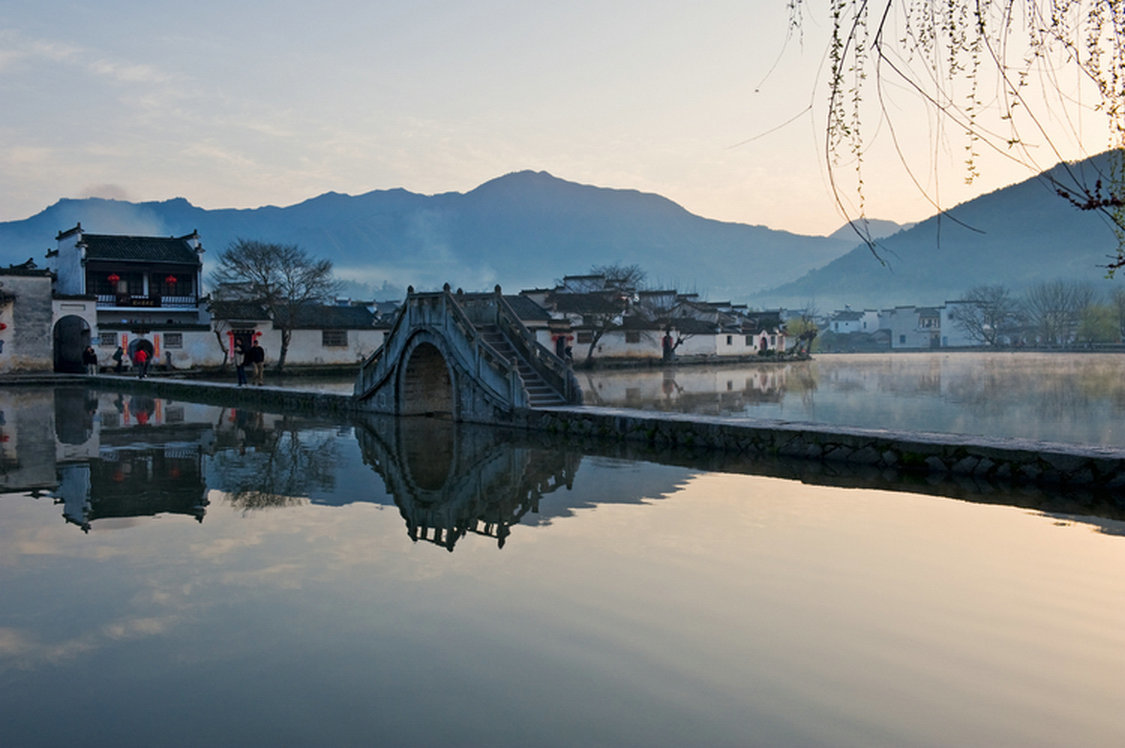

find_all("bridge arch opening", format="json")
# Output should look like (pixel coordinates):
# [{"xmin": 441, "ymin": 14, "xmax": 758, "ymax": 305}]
[{"xmin": 401, "ymin": 342, "xmax": 454, "ymax": 417}]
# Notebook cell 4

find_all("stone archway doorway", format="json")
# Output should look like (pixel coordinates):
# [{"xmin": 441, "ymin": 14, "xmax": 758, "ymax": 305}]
[{"xmin": 53, "ymin": 316, "xmax": 91, "ymax": 373}]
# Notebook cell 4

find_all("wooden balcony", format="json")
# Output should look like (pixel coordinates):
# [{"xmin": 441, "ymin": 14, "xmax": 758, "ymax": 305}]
[{"xmin": 96, "ymin": 294, "xmax": 199, "ymax": 309}]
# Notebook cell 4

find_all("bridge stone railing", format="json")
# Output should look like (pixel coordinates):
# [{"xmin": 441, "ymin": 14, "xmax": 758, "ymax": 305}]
[
  {"xmin": 456, "ymin": 288, "xmax": 581, "ymax": 406},
  {"xmin": 354, "ymin": 286, "xmax": 529, "ymax": 421}
]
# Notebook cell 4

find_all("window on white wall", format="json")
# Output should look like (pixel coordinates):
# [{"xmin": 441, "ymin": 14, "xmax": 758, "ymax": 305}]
[
  {"xmin": 322, "ymin": 330, "xmax": 347, "ymax": 347},
  {"xmin": 98, "ymin": 332, "xmax": 117, "ymax": 346},
  {"xmin": 164, "ymin": 333, "xmax": 183, "ymax": 348}
]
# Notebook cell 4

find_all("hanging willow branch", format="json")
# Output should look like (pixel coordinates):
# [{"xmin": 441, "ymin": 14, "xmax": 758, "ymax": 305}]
[{"xmin": 794, "ymin": 0, "xmax": 1125, "ymax": 273}]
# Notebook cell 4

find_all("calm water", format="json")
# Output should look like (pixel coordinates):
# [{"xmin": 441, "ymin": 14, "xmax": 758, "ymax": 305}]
[
  {"xmin": 2, "ymin": 387, "xmax": 1124, "ymax": 747},
  {"xmin": 582, "ymin": 351, "xmax": 1125, "ymax": 447}
]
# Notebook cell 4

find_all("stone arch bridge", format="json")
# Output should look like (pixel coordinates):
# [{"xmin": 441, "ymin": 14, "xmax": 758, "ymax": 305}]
[{"xmin": 354, "ymin": 285, "xmax": 581, "ymax": 423}]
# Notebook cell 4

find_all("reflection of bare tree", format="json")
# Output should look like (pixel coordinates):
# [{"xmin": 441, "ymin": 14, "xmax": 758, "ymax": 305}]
[
  {"xmin": 210, "ymin": 412, "xmax": 340, "ymax": 510},
  {"xmin": 787, "ymin": 362, "xmax": 819, "ymax": 412},
  {"xmin": 582, "ymin": 372, "xmax": 608, "ymax": 406}
]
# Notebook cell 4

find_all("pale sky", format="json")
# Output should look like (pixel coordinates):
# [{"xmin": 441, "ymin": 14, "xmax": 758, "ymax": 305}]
[{"xmin": 0, "ymin": 0, "xmax": 1110, "ymax": 236}]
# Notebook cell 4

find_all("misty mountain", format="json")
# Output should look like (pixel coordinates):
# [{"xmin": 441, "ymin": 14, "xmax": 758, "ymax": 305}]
[
  {"xmin": 759, "ymin": 151, "xmax": 1125, "ymax": 310},
  {"xmin": 827, "ymin": 218, "xmax": 914, "ymax": 243},
  {"xmin": 0, "ymin": 171, "xmax": 854, "ymax": 302}
]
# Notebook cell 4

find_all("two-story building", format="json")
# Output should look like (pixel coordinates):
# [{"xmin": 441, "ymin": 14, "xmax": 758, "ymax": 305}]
[
  {"xmin": 49, "ymin": 223, "xmax": 211, "ymax": 370},
  {"xmin": 879, "ymin": 306, "xmax": 942, "ymax": 349}
]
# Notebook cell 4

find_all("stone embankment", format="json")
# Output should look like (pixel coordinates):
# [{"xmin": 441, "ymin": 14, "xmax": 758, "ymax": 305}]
[
  {"xmin": 522, "ymin": 406, "xmax": 1125, "ymax": 491},
  {"xmin": 30, "ymin": 374, "xmax": 1125, "ymax": 491}
]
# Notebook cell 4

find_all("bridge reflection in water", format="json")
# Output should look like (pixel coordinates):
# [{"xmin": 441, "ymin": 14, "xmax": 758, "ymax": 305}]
[
  {"xmin": 7, "ymin": 387, "xmax": 1124, "ymax": 547},
  {"xmin": 356, "ymin": 414, "xmax": 581, "ymax": 550}
]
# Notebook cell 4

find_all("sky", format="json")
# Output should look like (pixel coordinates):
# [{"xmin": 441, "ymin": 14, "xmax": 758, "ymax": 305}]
[{"xmin": 0, "ymin": 0, "xmax": 1111, "ymax": 236}]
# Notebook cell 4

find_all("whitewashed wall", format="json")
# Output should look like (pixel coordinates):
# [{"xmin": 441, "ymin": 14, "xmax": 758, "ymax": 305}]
[{"xmin": 95, "ymin": 327, "xmax": 386, "ymax": 371}]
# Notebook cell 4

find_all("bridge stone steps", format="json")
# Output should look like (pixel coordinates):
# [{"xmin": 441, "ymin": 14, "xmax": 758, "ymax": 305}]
[{"xmin": 479, "ymin": 326, "xmax": 567, "ymax": 407}]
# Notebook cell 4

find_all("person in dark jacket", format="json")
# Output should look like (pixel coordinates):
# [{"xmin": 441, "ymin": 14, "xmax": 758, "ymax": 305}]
[
  {"xmin": 249, "ymin": 341, "xmax": 265, "ymax": 385},
  {"xmin": 82, "ymin": 345, "xmax": 98, "ymax": 374}
]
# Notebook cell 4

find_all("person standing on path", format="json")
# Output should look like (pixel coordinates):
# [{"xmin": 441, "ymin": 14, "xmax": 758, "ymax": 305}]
[
  {"xmin": 82, "ymin": 345, "xmax": 98, "ymax": 374},
  {"xmin": 133, "ymin": 348, "xmax": 149, "ymax": 379},
  {"xmin": 234, "ymin": 342, "xmax": 248, "ymax": 386},
  {"xmin": 249, "ymin": 340, "xmax": 265, "ymax": 386}
]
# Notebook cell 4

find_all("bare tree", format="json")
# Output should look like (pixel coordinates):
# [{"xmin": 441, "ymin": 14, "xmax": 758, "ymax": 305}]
[
  {"xmin": 567, "ymin": 264, "xmax": 648, "ymax": 366},
  {"xmin": 210, "ymin": 239, "xmax": 340, "ymax": 372},
  {"xmin": 591, "ymin": 263, "xmax": 647, "ymax": 290},
  {"xmin": 949, "ymin": 285, "xmax": 1021, "ymax": 347},
  {"xmin": 1021, "ymin": 280, "xmax": 1098, "ymax": 346}
]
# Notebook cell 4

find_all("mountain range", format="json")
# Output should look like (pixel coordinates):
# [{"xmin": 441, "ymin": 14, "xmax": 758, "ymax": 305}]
[
  {"xmin": 0, "ymin": 155, "xmax": 1119, "ymax": 309},
  {"xmin": 758, "ymin": 152, "xmax": 1124, "ymax": 309},
  {"xmin": 0, "ymin": 171, "xmax": 855, "ymax": 303}
]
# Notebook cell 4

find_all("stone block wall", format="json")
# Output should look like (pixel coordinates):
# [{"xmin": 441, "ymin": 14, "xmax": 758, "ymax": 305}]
[{"xmin": 521, "ymin": 406, "xmax": 1125, "ymax": 491}]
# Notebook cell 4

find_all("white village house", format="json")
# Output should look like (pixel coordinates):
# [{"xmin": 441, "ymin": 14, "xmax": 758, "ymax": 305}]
[
  {"xmin": 0, "ymin": 225, "xmax": 387, "ymax": 372},
  {"xmin": 209, "ymin": 296, "xmax": 388, "ymax": 367},
  {"xmin": 51, "ymin": 224, "xmax": 212, "ymax": 370},
  {"xmin": 521, "ymin": 275, "xmax": 788, "ymax": 363}
]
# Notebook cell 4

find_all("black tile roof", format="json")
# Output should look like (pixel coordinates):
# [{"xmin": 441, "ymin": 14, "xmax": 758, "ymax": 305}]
[
  {"xmin": 671, "ymin": 318, "xmax": 720, "ymax": 335},
  {"xmin": 208, "ymin": 300, "xmax": 270, "ymax": 321},
  {"xmin": 274, "ymin": 304, "xmax": 377, "ymax": 329},
  {"xmin": 503, "ymin": 294, "xmax": 551, "ymax": 321},
  {"xmin": 82, "ymin": 234, "xmax": 201, "ymax": 264},
  {"xmin": 548, "ymin": 291, "xmax": 626, "ymax": 315}
]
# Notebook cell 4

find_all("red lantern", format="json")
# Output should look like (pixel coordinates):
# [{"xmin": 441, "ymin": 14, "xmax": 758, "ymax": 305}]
[
  {"xmin": 107, "ymin": 273, "xmax": 120, "ymax": 284},
  {"xmin": 165, "ymin": 275, "xmax": 177, "ymax": 285}
]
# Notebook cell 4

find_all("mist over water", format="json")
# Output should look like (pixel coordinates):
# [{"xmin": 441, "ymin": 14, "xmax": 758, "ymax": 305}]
[{"xmin": 581, "ymin": 352, "xmax": 1125, "ymax": 447}]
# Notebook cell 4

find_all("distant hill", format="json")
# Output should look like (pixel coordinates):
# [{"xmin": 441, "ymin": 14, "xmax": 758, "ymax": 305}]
[
  {"xmin": 0, "ymin": 171, "xmax": 854, "ymax": 303},
  {"xmin": 759, "ymin": 151, "xmax": 1125, "ymax": 310},
  {"xmin": 826, "ymin": 218, "xmax": 913, "ymax": 243}
]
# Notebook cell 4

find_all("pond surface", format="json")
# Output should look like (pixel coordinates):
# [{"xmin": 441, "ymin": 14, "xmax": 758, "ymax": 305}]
[
  {"xmin": 582, "ymin": 352, "xmax": 1125, "ymax": 447},
  {"xmin": 1, "ymin": 387, "xmax": 1124, "ymax": 747}
]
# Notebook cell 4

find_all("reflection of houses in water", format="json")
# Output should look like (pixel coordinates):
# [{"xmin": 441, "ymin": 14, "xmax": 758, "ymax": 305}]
[
  {"xmin": 0, "ymin": 387, "xmax": 219, "ymax": 531},
  {"xmin": 584, "ymin": 365, "xmax": 792, "ymax": 415},
  {"xmin": 356, "ymin": 415, "xmax": 580, "ymax": 551},
  {"xmin": 0, "ymin": 389, "xmax": 59, "ymax": 493},
  {"xmin": 59, "ymin": 444, "xmax": 208, "ymax": 532},
  {"xmin": 56, "ymin": 393, "xmax": 214, "ymax": 532}
]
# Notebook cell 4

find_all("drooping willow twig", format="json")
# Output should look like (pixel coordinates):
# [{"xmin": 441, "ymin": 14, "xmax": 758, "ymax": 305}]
[{"xmin": 795, "ymin": 0, "xmax": 1125, "ymax": 272}]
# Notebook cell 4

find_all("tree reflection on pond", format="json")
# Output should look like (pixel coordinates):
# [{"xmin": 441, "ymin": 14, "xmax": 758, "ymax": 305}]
[{"xmin": 0, "ymin": 384, "xmax": 1119, "ymax": 547}]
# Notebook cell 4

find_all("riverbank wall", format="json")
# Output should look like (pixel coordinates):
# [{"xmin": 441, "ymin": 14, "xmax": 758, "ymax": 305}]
[
  {"xmin": 14, "ymin": 373, "xmax": 1125, "ymax": 492},
  {"xmin": 519, "ymin": 406, "xmax": 1125, "ymax": 491}
]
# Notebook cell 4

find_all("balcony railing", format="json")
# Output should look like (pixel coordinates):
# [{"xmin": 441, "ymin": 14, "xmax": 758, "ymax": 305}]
[{"xmin": 96, "ymin": 294, "xmax": 198, "ymax": 309}]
